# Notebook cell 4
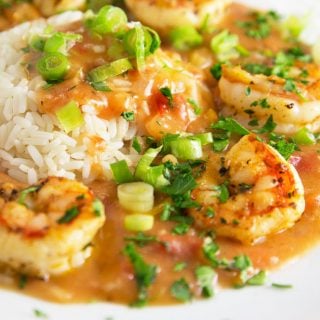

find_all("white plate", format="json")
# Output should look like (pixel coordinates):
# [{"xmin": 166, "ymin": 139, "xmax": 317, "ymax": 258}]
[{"xmin": 1, "ymin": 1, "xmax": 320, "ymax": 319}]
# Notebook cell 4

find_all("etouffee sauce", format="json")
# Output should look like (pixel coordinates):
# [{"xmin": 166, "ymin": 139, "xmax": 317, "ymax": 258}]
[{"xmin": 1, "ymin": 2, "xmax": 320, "ymax": 306}]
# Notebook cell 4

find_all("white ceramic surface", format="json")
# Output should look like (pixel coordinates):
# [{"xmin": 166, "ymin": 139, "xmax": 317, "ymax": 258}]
[{"xmin": 1, "ymin": 1, "xmax": 320, "ymax": 319}]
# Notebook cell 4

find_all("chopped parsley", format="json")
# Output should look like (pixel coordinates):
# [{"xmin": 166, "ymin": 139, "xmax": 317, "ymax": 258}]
[
  {"xmin": 18, "ymin": 274, "xmax": 28, "ymax": 289},
  {"xmin": 212, "ymin": 117, "xmax": 250, "ymax": 136},
  {"xmin": 188, "ymin": 98, "xmax": 202, "ymax": 115},
  {"xmin": 245, "ymin": 87, "xmax": 251, "ymax": 96},
  {"xmin": 33, "ymin": 309, "xmax": 48, "ymax": 319},
  {"xmin": 121, "ymin": 111, "xmax": 135, "ymax": 122},
  {"xmin": 195, "ymin": 266, "xmax": 216, "ymax": 298},
  {"xmin": 124, "ymin": 232, "xmax": 164, "ymax": 247},
  {"xmin": 160, "ymin": 87, "xmax": 174, "ymax": 108},
  {"xmin": 255, "ymin": 115, "xmax": 277, "ymax": 134},
  {"xmin": 170, "ymin": 278, "xmax": 192, "ymax": 302},
  {"xmin": 123, "ymin": 243, "xmax": 157, "ymax": 306},
  {"xmin": 213, "ymin": 182, "xmax": 230, "ymax": 203},
  {"xmin": 251, "ymin": 98, "xmax": 271, "ymax": 109},
  {"xmin": 132, "ymin": 137, "xmax": 142, "ymax": 153},
  {"xmin": 57, "ymin": 206, "xmax": 80, "ymax": 224},
  {"xmin": 90, "ymin": 81, "xmax": 111, "ymax": 92},
  {"xmin": 92, "ymin": 199, "xmax": 104, "ymax": 216}
]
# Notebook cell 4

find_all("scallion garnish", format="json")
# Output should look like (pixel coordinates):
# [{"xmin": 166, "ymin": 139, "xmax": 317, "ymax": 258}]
[
  {"xmin": 170, "ymin": 137, "xmax": 203, "ymax": 161},
  {"xmin": 88, "ymin": 58, "xmax": 132, "ymax": 83},
  {"xmin": 169, "ymin": 25, "xmax": 203, "ymax": 51},
  {"xmin": 85, "ymin": 5, "xmax": 127, "ymax": 35},
  {"xmin": 170, "ymin": 278, "xmax": 192, "ymax": 302},
  {"xmin": 110, "ymin": 160, "xmax": 134, "ymax": 184},
  {"xmin": 195, "ymin": 266, "xmax": 216, "ymax": 298},
  {"xmin": 36, "ymin": 52, "xmax": 70, "ymax": 81},
  {"xmin": 55, "ymin": 100, "xmax": 84, "ymax": 133},
  {"xmin": 57, "ymin": 206, "xmax": 80, "ymax": 224}
]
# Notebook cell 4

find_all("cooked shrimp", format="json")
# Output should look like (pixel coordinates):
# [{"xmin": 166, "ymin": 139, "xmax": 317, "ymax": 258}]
[
  {"xmin": 125, "ymin": 0, "xmax": 231, "ymax": 33},
  {"xmin": 189, "ymin": 134, "xmax": 305, "ymax": 244},
  {"xmin": 219, "ymin": 65, "xmax": 320, "ymax": 134},
  {"xmin": 0, "ymin": 177, "xmax": 105, "ymax": 278},
  {"xmin": 33, "ymin": 0, "xmax": 85, "ymax": 17}
]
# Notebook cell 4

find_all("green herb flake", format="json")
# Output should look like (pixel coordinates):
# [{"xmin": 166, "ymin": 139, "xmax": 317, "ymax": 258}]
[
  {"xmin": 18, "ymin": 185, "xmax": 41, "ymax": 206},
  {"xmin": 132, "ymin": 137, "xmax": 142, "ymax": 153},
  {"xmin": 18, "ymin": 274, "xmax": 28, "ymax": 289},
  {"xmin": 172, "ymin": 222, "xmax": 190, "ymax": 235},
  {"xmin": 57, "ymin": 206, "xmax": 80, "ymax": 224},
  {"xmin": 170, "ymin": 278, "xmax": 192, "ymax": 302},
  {"xmin": 212, "ymin": 117, "xmax": 250, "ymax": 136},
  {"xmin": 272, "ymin": 283, "xmax": 293, "ymax": 289},
  {"xmin": 247, "ymin": 270, "xmax": 267, "ymax": 286},
  {"xmin": 124, "ymin": 232, "xmax": 161, "ymax": 247},
  {"xmin": 188, "ymin": 98, "xmax": 202, "ymax": 115},
  {"xmin": 174, "ymin": 262, "xmax": 187, "ymax": 272},
  {"xmin": 33, "ymin": 309, "xmax": 48, "ymax": 319},
  {"xmin": 245, "ymin": 87, "xmax": 251, "ymax": 96},
  {"xmin": 90, "ymin": 81, "xmax": 111, "ymax": 92},
  {"xmin": 92, "ymin": 199, "xmax": 104, "ymax": 216},
  {"xmin": 123, "ymin": 243, "xmax": 157, "ymax": 306},
  {"xmin": 213, "ymin": 182, "xmax": 230, "ymax": 203},
  {"xmin": 210, "ymin": 63, "xmax": 223, "ymax": 80},
  {"xmin": 256, "ymin": 115, "xmax": 277, "ymax": 134},
  {"xmin": 160, "ymin": 87, "xmax": 174, "ymax": 108},
  {"xmin": 203, "ymin": 241, "xmax": 220, "ymax": 267},
  {"xmin": 195, "ymin": 266, "xmax": 216, "ymax": 298},
  {"xmin": 121, "ymin": 111, "xmax": 135, "ymax": 122},
  {"xmin": 206, "ymin": 207, "xmax": 215, "ymax": 218}
]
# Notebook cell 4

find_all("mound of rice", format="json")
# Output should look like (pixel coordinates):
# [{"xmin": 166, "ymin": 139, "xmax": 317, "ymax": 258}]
[{"xmin": 0, "ymin": 12, "xmax": 138, "ymax": 184}]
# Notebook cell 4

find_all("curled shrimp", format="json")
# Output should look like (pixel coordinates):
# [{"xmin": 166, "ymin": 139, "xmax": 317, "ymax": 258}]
[
  {"xmin": 125, "ymin": 0, "xmax": 231, "ymax": 33},
  {"xmin": 189, "ymin": 134, "xmax": 305, "ymax": 244},
  {"xmin": 0, "ymin": 177, "xmax": 105, "ymax": 278},
  {"xmin": 219, "ymin": 64, "xmax": 320, "ymax": 135}
]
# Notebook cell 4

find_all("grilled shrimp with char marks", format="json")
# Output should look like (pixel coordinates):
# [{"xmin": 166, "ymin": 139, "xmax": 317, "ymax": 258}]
[
  {"xmin": 219, "ymin": 65, "xmax": 320, "ymax": 135},
  {"xmin": 125, "ymin": 0, "xmax": 231, "ymax": 33},
  {"xmin": 0, "ymin": 176, "xmax": 105, "ymax": 278},
  {"xmin": 189, "ymin": 134, "xmax": 305, "ymax": 244}
]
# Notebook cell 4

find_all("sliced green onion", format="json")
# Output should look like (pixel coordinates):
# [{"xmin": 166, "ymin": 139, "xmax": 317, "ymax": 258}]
[
  {"xmin": 110, "ymin": 160, "xmax": 134, "ymax": 184},
  {"xmin": 144, "ymin": 27, "xmax": 161, "ymax": 54},
  {"xmin": 169, "ymin": 26, "xmax": 203, "ymax": 51},
  {"xmin": 124, "ymin": 214, "xmax": 154, "ymax": 232},
  {"xmin": 88, "ymin": 58, "xmax": 132, "ymax": 83},
  {"xmin": 144, "ymin": 164, "xmax": 170, "ymax": 189},
  {"xmin": 170, "ymin": 137, "xmax": 203, "ymax": 160},
  {"xmin": 30, "ymin": 36, "xmax": 46, "ymax": 52},
  {"xmin": 44, "ymin": 33, "xmax": 65, "ymax": 53},
  {"xmin": 85, "ymin": 5, "xmax": 127, "ymax": 35},
  {"xmin": 123, "ymin": 24, "xmax": 146, "ymax": 70},
  {"xmin": 293, "ymin": 127, "xmax": 316, "ymax": 145},
  {"xmin": 36, "ymin": 52, "xmax": 70, "ymax": 81},
  {"xmin": 55, "ymin": 100, "xmax": 84, "ymax": 133},
  {"xmin": 282, "ymin": 15, "xmax": 308, "ymax": 39},
  {"xmin": 210, "ymin": 30, "xmax": 239, "ymax": 61},
  {"xmin": 135, "ymin": 146, "xmax": 162, "ymax": 180},
  {"xmin": 194, "ymin": 133, "xmax": 213, "ymax": 145},
  {"xmin": 118, "ymin": 182, "xmax": 154, "ymax": 212}
]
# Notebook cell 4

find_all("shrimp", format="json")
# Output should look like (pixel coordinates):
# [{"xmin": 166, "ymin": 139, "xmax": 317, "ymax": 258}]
[
  {"xmin": 219, "ymin": 64, "xmax": 320, "ymax": 135},
  {"xmin": 0, "ymin": 177, "xmax": 105, "ymax": 278},
  {"xmin": 189, "ymin": 134, "xmax": 305, "ymax": 244},
  {"xmin": 33, "ymin": 0, "xmax": 85, "ymax": 17},
  {"xmin": 124, "ymin": 0, "xmax": 231, "ymax": 33}
]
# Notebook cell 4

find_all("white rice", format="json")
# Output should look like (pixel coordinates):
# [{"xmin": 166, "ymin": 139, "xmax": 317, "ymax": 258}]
[{"xmin": 0, "ymin": 12, "xmax": 139, "ymax": 184}]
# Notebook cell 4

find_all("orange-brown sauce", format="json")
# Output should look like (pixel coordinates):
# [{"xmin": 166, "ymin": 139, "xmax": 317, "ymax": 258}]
[{"xmin": 1, "ymin": 2, "xmax": 320, "ymax": 306}]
